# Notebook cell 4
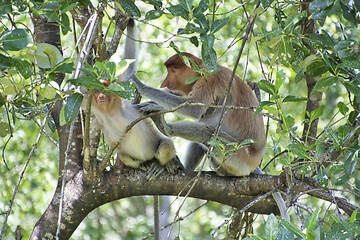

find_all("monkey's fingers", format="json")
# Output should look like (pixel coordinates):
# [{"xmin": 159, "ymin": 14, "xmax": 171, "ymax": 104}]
[
  {"xmin": 165, "ymin": 155, "xmax": 184, "ymax": 174},
  {"xmin": 141, "ymin": 161, "xmax": 165, "ymax": 181},
  {"xmin": 136, "ymin": 102, "xmax": 165, "ymax": 115}
]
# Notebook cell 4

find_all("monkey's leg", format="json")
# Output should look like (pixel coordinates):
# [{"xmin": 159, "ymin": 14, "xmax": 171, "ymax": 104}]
[{"xmin": 118, "ymin": 154, "xmax": 142, "ymax": 169}]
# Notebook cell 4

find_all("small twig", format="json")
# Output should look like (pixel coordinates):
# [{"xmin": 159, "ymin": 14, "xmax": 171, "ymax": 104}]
[
  {"xmin": 33, "ymin": 118, "xmax": 59, "ymax": 148},
  {"xmin": 211, "ymin": 186, "xmax": 278, "ymax": 239},
  {"xmin": 0, "ymin": 93, "xmax": 12, "ymax": 170},
  {"xmin": 0, "ymin": 113, "xmax": 49, "ymax": 239}
]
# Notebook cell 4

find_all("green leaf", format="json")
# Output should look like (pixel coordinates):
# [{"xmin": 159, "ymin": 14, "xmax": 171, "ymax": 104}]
[
  {"xmin": 265, "ymin": 214, "xmax": 278, "ymax": 240},
  {"xmin": 260, "ymin": 0, "xmax": 274, "ymax": 9},
  {"xmin": 13, "ymin": 59, "xmax": 33, "ymax": 79},
  {"xmin": 60, "ymin": 13, "xmax": 71, "ymax": 35},
  {"xmin": 278, "ymin": 38, "xmax": 295, "ymax": 67},
  {"xmin": 210, "ymin": 16, "xmax": 230, "ymax": 33},
  {"xmin": 179, "ymin": 0, "xmax": 193, "ymax": 12},
  {"xmin": 307, "ymin": 208, "xmax": 320, "ymax": 232},
  {"xmin": 190, "ymin": 36, "xmax": 199, "ymax": 47},
  {"xmin": 295, "ymin": 67, "xmax": 305, "ymax": 83},
  {"xmin": 0, "ymin": 122, "xmax": 11, "ymax": 137},
  {"xmin": 185, "ymin": 76, "xmax": 200, "ymax": 85},
  {"xmin": 311, "ymin": 76, "xmax": 338, "ymax": 93},
  {"xmin": 194, "ymin": 13, "xmax": 209, "ymax": 29},
  {"xmin": 69, "ymin": 77, "xmax": 106, "ymax": 91},
  {"xmin": 119, "ymin": 0, "xmax": 141, "ymax": 17},
  {"xmin": 141, "ymin": 0, "xmax": 162, "ymax": 8},
  {"xmin": 35, "ymin": 43, "xmax": 64, "ymax": 69},
  {"xmin": 283, "ymin": 115, "xmax": 295, "ymax": 130},
  {"xmin": 258, "ymin": 80, "xmax": 275, "ymax": 95},
  {"xmin": 310, "ymin": 105, "xmax": 325, "ymax": 120},
  {"xmin": 167, "ymin": 4, "xmax": 189, "ymax": 20},
  {"xmin": 42, "ymin": 85, "xmax": 57, "ymax": 99},
  {"xmin": 53, "ymin": 58, "xmax": 75, "ymax": 73},
  {"xmin": 317, "ymin": 167, "xmax": 329, "ymax": 188},
  {"xmin": 1, "ymin": 29, "xmax": 31, "ymax": 51},
  {"xmin": 193, "ymin": 0, "xmax": 209, "ymax": 16},
  {"xmin": 289, "ymin": 143, "xmax": 311, "ymax": 160},
  {"xmin": 42, "ymin": 2, "xmax": 60, "ymax": 11},
  {"xmin": 334, "ymin": 40, "xmax": 360, "ymax": 64},
  {"xmin": 145, "ymin": 10, "xmax": 164, "ymax": 20},
  {"xmin": 60, "ymin": 2, "xmax": 79, "ymax": 14},
  {"xmin": 340, "ymin": 2, "xmax": 357, "ymax": 26},
  {"xmin": 283, "ymin": 95, "xmax": 307, "ymax": 103},
  {"xmin": 201, "ymin": 36, "xmax": 217, "ymax": 69},
  {"xmin": 309, "ymin": 0, "xmax": 334, "ymax": 20},
  {"xmin": 338, "ymin": 60, "xmax": 360, "ymax": 70},
  {"xmin": 355, "ymin": 1, "xmax": 360, "ymax": 12},
  {"xmin": 348, "ymin": 111, "xmax": 358, "ymax": 125},
  {"xmin": 281, "ymin": 219, "xmax": 306, "ymax": 239},
  {"xmin": 343, "ymin": 81, "xmax": 360, "ymax": 96},
  {"xmin": 64, "ymin": 92, "xmax": 83, "ymax": 124},
  {"xmin": 350, "ymin": 209, "xmax": 358, "ymax": 223},
  {"xmin": 334, "ymin": 174, "xmax": 350, "ymax": 186},
  {"xmin": 305, "ymin": 59, "xmax": 328, "ymax": 77},
  {"xmin": 337, "ymin": 102, "xmax": 349, "ymax": 116},
  {"xmin": 297, "ymin": 163, "xmax": 312, "ymax": 175},
  {"xmin": 0, "ymin": 52, "xmax": 13, "ymax": 68},
  {"xmin": 110, "ymin": 81, "xmax": 136, "ymax": 100},
  {"xmin": 0, "ymin": 0, "xmax": 12, "ymax": 15},
  {"xmin": 303, "ymin": 32, "xmax": 335, "ymax": 49},
  {"xmin": 283, "ymin": 11, "xmax": 306, "ymax": 31}
]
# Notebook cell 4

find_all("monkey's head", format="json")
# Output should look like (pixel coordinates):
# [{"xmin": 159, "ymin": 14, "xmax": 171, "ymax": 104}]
[{"xmin": 162, "ymin": 52, "xmax": 204, "ymax": 95}]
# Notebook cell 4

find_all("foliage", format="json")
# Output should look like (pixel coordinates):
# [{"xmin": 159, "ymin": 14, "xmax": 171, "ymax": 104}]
[{"xmin": 0, "ymin": 0, "xmax": 360, "ymax": 239}]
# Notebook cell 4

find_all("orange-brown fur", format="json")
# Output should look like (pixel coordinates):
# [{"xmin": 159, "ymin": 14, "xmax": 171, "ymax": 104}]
[{"xmin": 162, "ymin": 53, "xmax": 266, "ymax": 176}]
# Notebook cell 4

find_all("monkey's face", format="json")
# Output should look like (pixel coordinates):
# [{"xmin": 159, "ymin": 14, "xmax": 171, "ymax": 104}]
[
  {"xmin": 93, "ymin": 91, "xmax": 111, "ymax": 105},
  {"xmin": 161, "ymin": 66, "xmax": 197, "ymax": 95}
]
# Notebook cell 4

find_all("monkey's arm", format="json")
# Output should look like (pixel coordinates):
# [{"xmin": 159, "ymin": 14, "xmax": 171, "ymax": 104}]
[
  {"xmin": 137, "ymin": 101, "xmax": 214, "ymax": 144},
  {"xmin": 128, "ymin": 74, "xmax": 206, "ymax": 119}
]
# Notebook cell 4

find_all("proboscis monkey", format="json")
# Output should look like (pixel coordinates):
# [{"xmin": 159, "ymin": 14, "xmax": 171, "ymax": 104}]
[
  {"xmin": 130, "ymin": 52, "xmax": 266, "ymax": 176},
  {"xmin": 129, "ymin": 52, "xmax": 289, "ymax": 219},
  {"xmin": 88, "ymin": 78, "xmax": 180, "ymax": 177}
]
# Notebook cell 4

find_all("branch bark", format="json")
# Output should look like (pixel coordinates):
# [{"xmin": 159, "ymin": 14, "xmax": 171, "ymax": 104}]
[{"xmin": 30, "ymin": 163, "xmax": 359, "ymax": 239}]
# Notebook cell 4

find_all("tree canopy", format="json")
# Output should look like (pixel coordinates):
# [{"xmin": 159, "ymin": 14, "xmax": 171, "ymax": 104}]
[{"xmin": 0, "ymin": 0, "xmax": 360, "ymax": 239}]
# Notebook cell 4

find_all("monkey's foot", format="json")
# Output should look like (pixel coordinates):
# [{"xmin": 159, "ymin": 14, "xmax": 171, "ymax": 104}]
[
  {"xmin": 141, "ymin": 161, "xmax": 166, "ymax": 181},
  {"xmin": 165, "ymin": 155, "xmax": 184, "ymax": 174}
]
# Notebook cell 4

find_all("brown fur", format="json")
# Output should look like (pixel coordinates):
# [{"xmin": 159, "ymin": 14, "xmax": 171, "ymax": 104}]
[{"xmin": 162, "ymin": 53, "xmax": 265, "ymax": 176}]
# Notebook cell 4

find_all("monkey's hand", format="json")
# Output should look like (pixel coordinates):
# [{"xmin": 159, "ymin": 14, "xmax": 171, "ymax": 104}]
[
  {"xmin": 126, "ymin": 74, "xmax": 146, "ymax": 93},
  {"xmin": 136, "ymin": 101, "xmax": 165, "ymax": 115},
  {"xmin": 136, "ymin": 102, "xmax": 172, "ymax": 137}
]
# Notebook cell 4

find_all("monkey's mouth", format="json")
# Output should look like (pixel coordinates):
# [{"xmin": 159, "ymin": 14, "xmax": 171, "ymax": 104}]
[{"xmin": 97, "ymin": 99, "xmax": 110, "ymax": 104}]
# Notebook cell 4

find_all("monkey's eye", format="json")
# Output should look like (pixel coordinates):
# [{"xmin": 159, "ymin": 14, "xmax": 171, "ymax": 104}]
[{"xmin": 171, "ymin": 68, "xmax": 176, "ymax": 73}]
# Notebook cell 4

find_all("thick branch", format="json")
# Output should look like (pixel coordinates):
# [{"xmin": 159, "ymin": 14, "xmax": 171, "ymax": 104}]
[
  {"xmin": 31, "ymin": 167, "xmax": 281, "ymax": 239},
  {"xmin": 31, "ymin": 164, "xmax": 359, "ymax": 239}
]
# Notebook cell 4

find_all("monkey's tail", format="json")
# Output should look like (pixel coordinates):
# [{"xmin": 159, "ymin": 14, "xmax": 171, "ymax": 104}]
[{"xmin": 124, "ymin": 19, "xmax": 138, "ymax": 77}]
